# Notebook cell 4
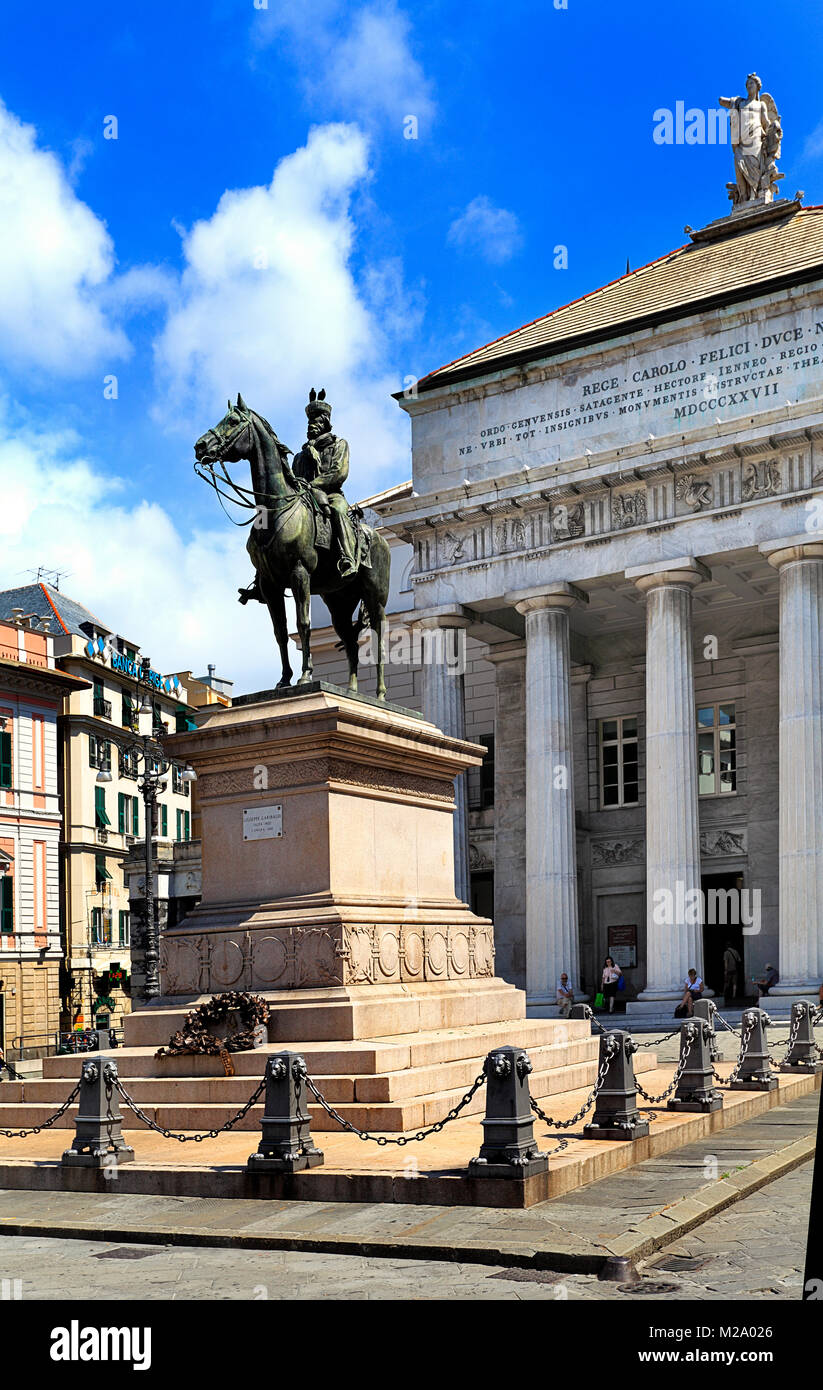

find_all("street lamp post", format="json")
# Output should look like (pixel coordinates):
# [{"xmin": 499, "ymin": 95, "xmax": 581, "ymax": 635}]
[{"xmin": 95, "ymin": 656, "xmax": 196, "ymax": 1001}]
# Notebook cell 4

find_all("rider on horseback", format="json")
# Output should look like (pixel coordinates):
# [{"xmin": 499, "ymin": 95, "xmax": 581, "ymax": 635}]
[
  {"xmin": 293, "ymin": 388, "xmax": 358, "ymax": 580},
  {"xmin": 239, "ymin": 387, "xmax": 364, "ymax": 605}
]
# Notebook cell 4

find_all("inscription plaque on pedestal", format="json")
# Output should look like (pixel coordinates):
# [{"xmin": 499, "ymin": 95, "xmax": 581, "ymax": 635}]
[{"xmin": 243, "ymin": 804, "xmax": 283, "ymax": 840}]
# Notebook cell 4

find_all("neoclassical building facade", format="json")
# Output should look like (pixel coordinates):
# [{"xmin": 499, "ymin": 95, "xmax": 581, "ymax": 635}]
[{"xmin": 312, "ymin": 195, "xmax": 823, "ymax": 1013}]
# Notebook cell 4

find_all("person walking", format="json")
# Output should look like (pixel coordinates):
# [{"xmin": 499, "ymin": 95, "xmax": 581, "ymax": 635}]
[
  {"xmin": 556, "ymin": 974, "xmax": 575, "ymax": 1018},
  {"xmin": 601, "ymin": 956, "xmax": 622, "ymax": 1013},
  {"xmin": 722, "ymin": 942, "xmax": 741, "ymax": 1002}
]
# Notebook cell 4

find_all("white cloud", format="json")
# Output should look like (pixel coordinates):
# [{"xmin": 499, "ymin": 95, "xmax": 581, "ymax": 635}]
[
  {"xmin": 802, "ymin": 120, "xmax": 823, "ymax": 161},
  {"xmin": 0, "ymin": 98, "xmax": 129, "ymax": 374},
  {"xmin": 0, "ymin": 402, "xmax": 295, "ymax": 693},
  {"xmin": 447, "ymin": 195, "xmax": 524, "ymax": 265},
  {"xmin": 252, "ymin": 0, "xmax": 435, "ymax": 133},
  {"xmin": 153, "ymin": 122, "xmax": 416, "ymax": 495}
]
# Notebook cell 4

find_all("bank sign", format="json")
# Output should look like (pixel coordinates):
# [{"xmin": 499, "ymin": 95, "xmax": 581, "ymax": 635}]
[{"xmin": 84, "ymin": 636, "xmax": 181, "ymax": 696}]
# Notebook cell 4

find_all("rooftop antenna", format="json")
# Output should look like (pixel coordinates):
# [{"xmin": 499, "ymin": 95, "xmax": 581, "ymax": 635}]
[{"xmin": 25, "ymin": 565, "xmax": 72, "ymax": 590}]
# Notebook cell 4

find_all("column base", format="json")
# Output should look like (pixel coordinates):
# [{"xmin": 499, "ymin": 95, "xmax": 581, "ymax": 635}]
[{"xmin": 527, "ymin": 994, "xmax": 589, "ymax": 1018}]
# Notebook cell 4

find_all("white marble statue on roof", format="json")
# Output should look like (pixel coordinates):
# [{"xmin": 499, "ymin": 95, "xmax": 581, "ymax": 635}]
[{"xmin": 719, "ymin": 73, "xmax": 783, "ymax": 207}]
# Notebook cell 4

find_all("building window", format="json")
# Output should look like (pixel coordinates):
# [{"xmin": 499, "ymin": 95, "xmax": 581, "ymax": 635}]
[
  {"xmin": 92, "ymin": 906, "xmax": 112, "ymax": 945},
  {"xmin": 172, "ymin": 765, "xmax": 190, "ymax": 796},
  {"xmin": 697, "ymin": 703, "xmax": 737, "ymax": 796},
  {"xmin": 118, "ymin": 911, "xmax": 130, "ymax": 947},
  {"xmin": 119, "ymin": 746, "xmax": 138, "ymax": 780},
  {"xmin": 176, "ymin": 809, "xmax": 190, "ymax": 842},
  {"xmin": 599, "ymin": 716, "xmax": 639, "ymax": 808},
  {"xmin": 118, "ymin": 793, "xmax": 139, "ymax": 836},
  {"xmin": 94, "ymin": 785, "xmax": 111, "ymax": 829},
  {"xmin": 0, "ymin": 876, "xmax": 13, "ymax": 934},
  {"xmin": 89, "ymin": 736, "xmax": 112, "ymax": 772},
  {"xmin": 122, "ymin": 692, "xmax": 138, "ymax": 730},
  {"xmin": 0, "ymin": 729, "xmax": 11, "ymax": 789},
  {"xmin": 479, "ymin": 734, "xmax": 494, "ymax": 808},
  {"xmin": 160, "ymin": 803, "xmax": 168, "ymax": 837},
  {"xmin": 95, "ymin": 853, "xmax": 112, "ymax": 889},
  {"xmin": 92, "ymin": 680, "xmax": 111, "ymax": 720}
]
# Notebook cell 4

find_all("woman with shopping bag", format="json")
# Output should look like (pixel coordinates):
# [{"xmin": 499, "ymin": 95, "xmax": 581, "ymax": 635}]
[{"xmin": 601, "ymin": 955, "xmax": 623, "ymax": 1013}]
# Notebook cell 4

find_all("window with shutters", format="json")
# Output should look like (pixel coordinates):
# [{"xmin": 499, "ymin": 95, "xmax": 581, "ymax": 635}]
[
  {"xmin": 95, "ymin": 785, "xmax": 110, "ymax": 828},
  {"xmin": 0, "ymin": 875, "xmax": 13, "ymax": 934},
  {"xmin": 0, "ymin": 730, "xmax": 11, "ymax": 789}
]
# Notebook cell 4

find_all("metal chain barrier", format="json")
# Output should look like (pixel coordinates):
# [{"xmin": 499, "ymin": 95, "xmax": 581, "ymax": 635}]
[
  {"xmin": 635, "ymin": 1034, "xmax": 694, "ymax": 1104},
  {"xmin": 635, "ymin": 1028, "xmax": 681, "ymax": 1049},
  {"xmin": 712, "ymin": 1010, "xmax": 741, "ymax": 1038},
  {"xmin": 114, "ymin": 1075, "xmax": 266, "ymax": 1144},
  {"xmin": 712, "ymin": 1016, "xmax": 755, "ymax": 1086},
  {"xmin": 0, "ymin": 1080, "xmax": 81, "ymax": 1138},
  {"xmin": 771, "ymin": 1008, "xmax": 803, "ymax": 1068},
  {"xmin": 529, "ymin": 1037, "xmax": 619, "ymax": 1129},
  {"xmin": 303, "ymin": 1070, "xmax": 486, "ymax": 1145}
]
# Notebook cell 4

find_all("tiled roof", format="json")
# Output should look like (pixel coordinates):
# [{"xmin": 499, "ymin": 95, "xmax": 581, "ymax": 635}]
[
  {"xmin": 0, "ymin": 583, "xmax": 112, "ymax": 639},
  {"xmin": 417, "ymin": 206, "xmax": 823, "ymax": 391}
]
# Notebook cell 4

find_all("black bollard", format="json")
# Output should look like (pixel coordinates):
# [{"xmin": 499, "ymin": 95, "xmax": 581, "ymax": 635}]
[
  {"xmin": 780, "ymin": 1001, "xmax": 823, "ymax": 1074},
  {"xmin": 247, "ymin": 1052, "xmax": 324, "ymax": 1173},
  {"xmin": 729, "ymin": 1007, "xmax": 779, "ymax": 1091},
  {"xmin": 692, "ymin": 999, "xmax": 722, "ymax": 1063},
  {"xmin": 469, "ymin": 1047, "xmax": 548, "ymax": 1179},
  {"xmin": 61, "ymin": 1058, "xmax": 135, "ymax": 1168},
  {"xmin": 667, "ymin": 1019, "xmax": 723, "ymax": 1112},
  {"xmin": 583, "ymin": 1030, "xmax": 649, "ymax": 1140}
]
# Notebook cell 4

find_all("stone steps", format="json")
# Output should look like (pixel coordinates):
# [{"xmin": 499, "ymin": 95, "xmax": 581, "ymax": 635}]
[
  {"xmin": 122, "ymin": 979, "xmax": 530, "ymax": 1047},
  {"xmin": 0, "ymin": 1051, "xmax": 660, "ymax": 1133},
  {"xmin": 1, "ymin": 1038, "xmax": 606, "ymax": 1107},
  {"xmin": 43, "ymin": 1017, "xmax": 591, "ymax": 1079}
]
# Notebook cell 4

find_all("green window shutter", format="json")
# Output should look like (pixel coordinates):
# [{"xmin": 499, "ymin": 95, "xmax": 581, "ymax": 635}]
[
  {"xmin": 176, "ymin": 809, "xmax": 181, "ymax": 841},
  {"xmin": 184, "ymin": 811, "xmax": 190, "ymax": 841},
  {"xmin": 118, "ymin": 793, "xmax": 125, "ymax": 834},
  {"xmin": 95, "ymin": 786, "xmax": 110, "ymax": 827},
  {"xmin": 132, "ymin": 797, "xmax": 139, "ymax": 836},
  {"xmin": 88, "ymin": 734, "xmax": 97, "ymax": 768},
  {"xmin": 0, "ymin": 876, "xmax": 13, "ymax": 934},
  {"xmin": 0, "ymin": 730, "xmax": 11, "ymax": 789},
  {"xmin": 161, "ymin": 804, "xmax": 168, "ymax": 837}
]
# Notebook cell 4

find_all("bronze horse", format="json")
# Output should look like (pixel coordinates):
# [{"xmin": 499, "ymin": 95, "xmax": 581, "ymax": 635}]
[{"xmin": 194, "ymin": 395, "xmax": 390, "ymax": 698}]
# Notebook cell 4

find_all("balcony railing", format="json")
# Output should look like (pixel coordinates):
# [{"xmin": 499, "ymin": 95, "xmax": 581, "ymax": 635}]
[{"xmin": 93, "ymin": 697, "xmax": 112, "ymax": 719}]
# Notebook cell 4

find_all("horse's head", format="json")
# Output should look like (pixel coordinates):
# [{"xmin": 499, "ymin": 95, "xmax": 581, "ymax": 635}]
[{"xmin": 194, "ymin": 394, "xmax": 254, "ymax": 466}]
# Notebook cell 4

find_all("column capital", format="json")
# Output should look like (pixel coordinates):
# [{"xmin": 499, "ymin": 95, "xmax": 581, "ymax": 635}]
[
  {"xmin": 506, "ymin": 582, "xmax": 588, "ymax": 615},
  {"xmin": 409, "ymin": 603, "xmax": 474, "ymax": 631},
  {"xmin": 759, "ymin": 534, "xmax": 823, "ymax": 570},
  {"xmin": 626, "ymin": 556, "xmax": 711, "ymax": 595}
]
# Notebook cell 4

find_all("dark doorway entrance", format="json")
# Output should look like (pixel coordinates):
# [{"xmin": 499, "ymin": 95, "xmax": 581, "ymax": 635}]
[
  {"xmin": 701, "ymin": 871, "xmax": 745, "ymax": 1000},
  {"xmin": 470, "ymin": 872, "xmax": 493, "ymax": 921}
]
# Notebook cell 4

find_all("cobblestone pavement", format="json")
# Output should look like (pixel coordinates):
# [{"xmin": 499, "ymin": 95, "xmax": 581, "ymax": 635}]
[{"xmin": 0, "ymin": 1159, "xmax": 810, "ymax": 1301}]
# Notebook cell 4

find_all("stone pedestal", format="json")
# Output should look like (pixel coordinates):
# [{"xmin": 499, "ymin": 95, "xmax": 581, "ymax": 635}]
[
  {"xmin": 760, "ymin": 538, "xmax": 823, "ymax": 995},
  {"xmin": 627, "ymin": 558, "xmax": 709, "ymax": 1002},
  {"xmin": 158, "ymin": 685, "xmax": 510, "ymax": 1035}
]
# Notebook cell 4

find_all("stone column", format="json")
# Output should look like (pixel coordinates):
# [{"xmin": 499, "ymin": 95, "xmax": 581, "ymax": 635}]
[
  {"xmin": 626, "ymin": 558, "xmax": 709, "ymax": 1003},
  {"xmin": 484, "ymin": 641, "xmax": 527, "ymax": 988},
  {"xmin": 760, "ymin": 537, "xmax": 823, "ymax": 994},
  {"xmin": 412, "ymin": 606, "xmax": 473, "ymax": 904},
  {"xmin": 509, "ymin": 583, "xmax": 587, "ymax": 1012}
]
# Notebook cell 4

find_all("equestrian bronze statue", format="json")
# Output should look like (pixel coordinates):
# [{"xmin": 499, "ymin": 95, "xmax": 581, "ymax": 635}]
[{"xmin": 194, "ymin": 390, "xmax": 390, "ymax": 698}]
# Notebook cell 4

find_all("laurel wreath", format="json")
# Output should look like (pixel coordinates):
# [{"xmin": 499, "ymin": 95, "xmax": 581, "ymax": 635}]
[{"xmin": 155, "ymin": 991, "xmax": 271, "ymax": 1058}]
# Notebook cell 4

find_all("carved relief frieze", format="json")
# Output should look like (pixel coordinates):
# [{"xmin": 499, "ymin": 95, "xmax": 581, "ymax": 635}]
[
  {"xmin": 612, "ymin": 489, "xmax": 647, "ymax": 529},
  {"xmin": 591, "ymin": 838, "xmax": 645, "ymax": 866},
  {"xmin": 700, "ymin": 827, "xmax": 747, "ymax": 857}
]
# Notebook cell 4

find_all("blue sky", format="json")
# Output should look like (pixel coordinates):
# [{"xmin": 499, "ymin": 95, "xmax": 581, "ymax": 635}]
[{"xmin": 1, "ymin": 0, "xmax": 822, "ymax": 689}]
